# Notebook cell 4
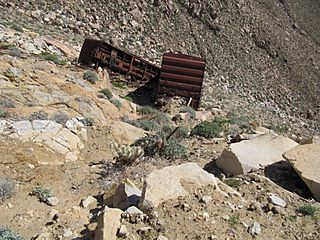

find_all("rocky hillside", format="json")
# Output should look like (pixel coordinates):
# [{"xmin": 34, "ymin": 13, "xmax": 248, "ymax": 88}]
[
  {"xmin": 0, "ymin": 1, "xmax": 320, "ymax": 240},
  {"xmin": 0, "ymin": 0, "xmax": 319, "ymax": 134}
]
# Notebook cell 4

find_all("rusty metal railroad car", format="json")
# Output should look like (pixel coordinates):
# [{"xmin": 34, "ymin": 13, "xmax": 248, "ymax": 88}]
[
  {"xmin": 78, "ymin": 39, "xmax": 206, "ymax": 109},
  {"xmin": 157, "ymin": 53, "xmax": 206, "ymax": 109},
  {"xmin": 78, "ymin": 38, "xmax": 160, "ymax": 83}
]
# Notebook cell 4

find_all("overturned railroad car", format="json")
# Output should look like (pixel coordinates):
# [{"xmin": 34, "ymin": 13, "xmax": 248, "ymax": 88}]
[{"xmin": 78, "ymin": 38, "xmax": 206, "ymax": 109}]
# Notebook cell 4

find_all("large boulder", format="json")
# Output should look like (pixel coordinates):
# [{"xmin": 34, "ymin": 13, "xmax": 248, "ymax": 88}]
[
  {"xmin": 216, "ymin": 133, "xmax": 298, "ymax": 176},
  {"xmin": 95, "ymin": 208, "xmax": 123, "ymax": 240},
  {"xmin": 139, "ymin": 162, "xmax": 220, "ymax": 210},
  {"xmin": 283, "ymin": 144, "xmax": 320, "ymax": 202}
]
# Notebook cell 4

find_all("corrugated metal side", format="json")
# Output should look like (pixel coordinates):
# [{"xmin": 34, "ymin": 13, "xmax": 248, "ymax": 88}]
[
  {"xmin": 157, "ymin": 53, "xmax": 206, "ymax": 110},
  {"xmin": 78, "ymin": 38, "xmax": 160, "ymax": 83}
]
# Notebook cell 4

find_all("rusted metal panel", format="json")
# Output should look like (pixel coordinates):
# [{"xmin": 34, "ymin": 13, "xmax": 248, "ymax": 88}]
[
  {"xmin": 157, "ymin": 53, "xmax": 206, "ymax": 110},
  {"xmin": 78, "ymin": 38, "xmax": 160, "ymax": 83}
]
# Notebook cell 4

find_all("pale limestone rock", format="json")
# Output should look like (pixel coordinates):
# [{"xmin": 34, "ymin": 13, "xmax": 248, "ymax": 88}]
[
  {"xmin": 216, "ymin": 133, "xmax": 298, "ymax": 175},
  {"xmin": 113, "ymin": 182, "xmax": 142, "ymax": 210},
  {"xmin": 283, "ymin": 144, "xmax": 320, "ymax": 201},
  {"xmin": 139, "ymin": 162, "xmax": 221, "ymax": 210},
  {"xmin": 95, "ymin": 208, "xmax": 123, "ymax": 240},
  {"xmin": 110, "ymin": 121, "xmax": 146, "ymax": 144},
  {"xmin": 81, "ymin": 196, "xmax": 97, "ymax": 208}
]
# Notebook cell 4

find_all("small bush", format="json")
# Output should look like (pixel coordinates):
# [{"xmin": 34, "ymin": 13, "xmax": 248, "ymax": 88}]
[
  {"xmin": 229, "ymin": 114, "xmax": 251, "ymax": 129},
  {"xmin": 31, "ymin": 185, "xmax": 53, "ymax": 203},
  {"xmin": 40, "ymin": 52, "xmax": 66, "ymax": 65},
  {"xmin": 0, "ymin": 109, "xmax": 7, "ymax": 118},
  {"xmin": 10, "ymin": 23, "xmax": 24, "ymax": 32},
  {"xmin": 99, "ymin": 88, "xmax": 113, "ymax": 100},
  {"xmin": 133, "ymin": 135, "xmax": 162, "ymax": 157},
  {"xmin": 110, "ymin": 99, "xmax": 122, "ymax": 109},
  {"xmin": 162, "ymin": 139, "xmax": 187, "ymax": 159},
  {"xmin": 29, "ymin": 110, "xmax": 49, "ymax": 121},
  {"xmin": 51, "ymin": 111, "xmax": 69, "ymax": 125},
  {"xmin": 180, "ymin": 106, "xmax": 196, "ymax": 119},
  {"xmin": 191, "ymin": 118, "xmax": 228, "ymax": 139},
  {"xmin": 138, "ymin": 105, "xmax": 157, "ymax": 115},
  {"xmin": 112, "ymin": 81, "xmax": 127, "ymax": 89},
  {"xmin": 225, "ymin": 178, "xmax": 242, "ymax": 188},
  {"xmin": 153, "ymin": 112, "xmax": 171, "ymax": 125},
  {"xmin": 174, "ymin": 127, "xmax": 189, "ymax": 139},
  {"xmin": 123, "ymin": 96, "xmax": 133, "ymax": 102},
  {"xmin": 0, "ymin": 226, "xmax": 23, "ymax": 240},
  {"xmin": 1, "ymin": 44, "xmax": 21, "ymax": 58},
  {"xmin": 0, "ymin": 178, "xmax": 15, "ymax": 203},
  {"xmin": 159, "ymin": 125, "xmax": 175, "ymax": 138},
  {"xmin": 228, "ymin": 215, "xmax": 240, "ymax": 227},
  {"xmin": 80, "ymin": 117, "xmax": 95, "ymax": 126},
  {"xmin": 0, "ymin": 98, "xmax": 15, "ymax": 108},
  {"xmin": 84, "ymin": 70, "xmax": 99, "ymax": 83},
  {"xmin": 126, "ymin": 119, "xmax": 160, "ymax": 132},
  {"xmin": 297, "ymin": 205, "xmax": 318, "ymax": 216}
]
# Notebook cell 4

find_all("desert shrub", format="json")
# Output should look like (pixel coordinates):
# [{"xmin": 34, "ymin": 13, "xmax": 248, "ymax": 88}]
[
  {"xmin": 29, "ymin": 110, "xmax": 49, "ymax": 121},
  {"xmin": 266, "ymin": 124, "xmax": 288, "ymax": 134},
  {"xmin": 159, "ymin": 125, "xmax": 175, "ymax": 138},
  {"xmin": 162, "ymin": 139, "xmax": 187, "ymax": 159},
  {"xmin": 0, "ymin": 178, "xmax": 15, "ymax": 203},
  {"xmin": 174, "ymin": 127, "xmax": 189, "ymax": 139},
  {"xmin": 180, "ymin": 106, "xmax": 196, "ymax": 119},
  {"xmin": 158, "ymin": 126, "xmax": 189, "ymax": 140},
  {"xmin": 110, "ymin": 99, "xmax": 122, "ymax": 109},
  {"xmin": 83, "ymin": 70, "xmax": 99, "ymax": 83},
  {"xmin": 112, "ymin": 81, "xmax": 127, "ymax": 89},
  {"xmin": 0, "ymin": 98, "xmax": 15, "ymax": 108},
  {"xmin": 51, "ymin": 111, "xmax": 69, "ymax": 125},
  {"xmin": 0, "ymin": 109, "xmax": 7, "ymax": 118},
  {"xmin": 1, "ymin": 44, "xmax": 21, "ymax": 58},
  {"xmin": 228, "ymin": 215, "xmax": 240, "ymax": 227},
  {"xmin": 31, "ymin": 185, "xmax": 53, "ymax": 203},
  {"xmin": 191, "ymin": 118, "xmax": 229, "ymax": 139},
  {"xmin": 137, "ymin": 105, "xmax": 157, "ymax": 115},
  {"xmin": 297, "ymin": 205, "xmax": 318, "ymax": 216},
  {"xmin": 10, "ymin": 23, "xmax": 24, "ymax": 32},
  {"xmin": 80, "ymin": 117, "xmax": 94, "ymax": 126},
  {"xmin": 40, "ymin": 52, "xmax": 66, "ymax": 65},
  {"xmin": 153, "ymin": 112, "xmax": 171, "ymax": 125},
  {"xmin": 133, "ymin": 135, "xmax": 162, "ymax": 157},
  {"xmin": 123, "ymin": 96, "xmax": 133, "ymax": 102},
  {"xmin": 126, "ymin": 119, "xmax": 160, "ymax": 132},
  {"xmin": 225, "ymin": 178, "xmax": 242, "ymax": 188},
  {"xmin": 0, "ymin": 225, "xmax": 23, "ymax": 240},
  {"xmin": 99, "ymin": 88, "xmax": 113, "ymax": 100},
  {"xmin": 228, "ymin": 114, "xmax": 252, "ymax": 129}
]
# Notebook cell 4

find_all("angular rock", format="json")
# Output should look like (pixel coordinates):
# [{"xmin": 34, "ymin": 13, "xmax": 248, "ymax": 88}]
[
  {"xmin": 248, "ymin": 222, "xmax": 261, "ymax": 235},
  {"xmin": 139, "ymin": 162, "xmax": 220, "ymax": 210},
  {"xmin": 95, "ymin": 208, "xmax": 123, "ymax": 240},
  {"xmin": 216, "ymin": 133, "xmax": 298, "ymax": 175},
  {"xmin": 43, "ymin": 36, "xmax": 78, "ymax": 59},
  {"xmin": 47, "ymin": 197, "xmax": 59, "ymax": 206},
  {"xmin": 117, "ymin": 225, "xmax": 129, "ymax": 238},
  {"xmin": 283, "ymin": 144, "xmax": 320, "ymax": 201},
  {"xmin": 81, "ymin": 196, "xmax": 97, "ymax": 208},
  {"xmin": 267, "ymin": 194, "xmax": 287, "ymax": 208},
  {"xmin": 113, "ymin": 181, "xmax": 142, "ymax": 210}
]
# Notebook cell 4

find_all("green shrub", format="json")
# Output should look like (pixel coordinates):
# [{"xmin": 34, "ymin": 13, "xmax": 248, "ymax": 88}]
[
  {"xmin": 297, "ymin": 205, "xmax": 318, "ymax": 216},
  {"xmin": 159, "ymin": 125, "xmax": 175, "ymax": 138},
  {"xmin": 180, "ymin": 106, "xmax": 196, "ymax": 119},
  {"xmin": 0, "ymin": 226, "xmax": 23, "ymax": 240},
  {"xmin": 112, "ymin": 81, "xmax": 127, "ymax": 89},
  {"xmin": 80, "ymin": 117, "xmax": 95, "ymax": 126},
  {"xmin": 10, "ymin": 23, "xmax": 24, "ymax": 32},
  {"xmin": 126, "ymin": 119, "xmax": 160, "ymax": 132},
  {"xmin": 0, "ymin": 98, "xmax": 15, "ymax": 108},
  {"xmin": 110, "ymin": 99, "xmax": 122, "ymax": 109},
  {"xmin": 123, "ymin": 96, "xmax": 133, "ymax": 102},
  {"xmin": 40, "ymin": 52, "xmax": 67, "ymax": 65},
  {"xmin": 1, "ymin": 44, "xmax": 21, "ymax": 58},
  {"xmin": 0, "ymin": 178, "xmax": 15, "ymax": 203},
  {"xmin": 153, "ymin": 112, "xmax": 171, "ymax": 125},
  {"xmin": 225, "ymin": 178, "xmax": 242, "ymax": 188},
  {"xmin": 83, "ymin": 70, "xmax": 99, "ymax": 83},
  {"xmin": 51, "ymin": 111, "xmax": 69, "ymax": 125},
  {"xmin": 228, "ymin": 215, "xmax": 240, "ymax": 227},
  {"xmin": 99, "ymin": 88, "xmax": 113, "ymax": 100},
  {"xmin": 0, "ymin": 109, "xmax": 7, "ymax": 118},
  {"xmin": 29, "ymin": 110, "xmax": 49, "ymax": 121},
  {"xmin": 133, "ymin": 135, "xmax": 162, "ymax": 157},
  {"xmin": 229, "ymin": 114, "xmax": 251, "ymax": 129},
  {"xmin": 174, "ymin": 127, "xmax": 189, "ymax": 139},
  {"xmin": 162, "ymin": 139, "xmax": 187, "ymax": 159},
  {"xmin": 31, "ymin": 185, "xmax": 53, "ymax": 203},
  {"xmin": 191, "ymin": 121, "xmax": 221, "ymax": 138},
  {"xmin": 158, "ymin": 126, "xmax": 189, "ymax": 139},
  {"xmin": 137, "ymin": 105, "xmax": 157, "ymax": 115}
]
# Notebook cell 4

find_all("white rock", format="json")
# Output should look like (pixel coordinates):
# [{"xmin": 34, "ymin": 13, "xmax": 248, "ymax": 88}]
[
  {"xmin": 81, "ymin": 196, "xmax": 97, "ymax": 208},
  {"xmin": 157, "ymin": 235, "xmax": 169, "ymax": 240},
  {"xmin": 268, "ymin": 194, "xmax": 287, "ymax": 208},
  {"xmin": 283, "ymin": 144, "xmax": 320, "ymax": 201},
  {"xmin": 47, "ymin": 197, "xmax": 59, "ymax": 206},
  {"xmin": 139, "ymin": 162, "xmax": 221, "ymax": 209},
  {"xmin": 125, "ymin": 206, "xmax": 143, "ymax": 216},
  {"xmin": 95, "ymin": 208, "xmax": 123, "ymax": 240},
  {"xmin": 216, "ymin": 133, "xmax": 298, "ymax": 175},
  {"xmin": 113, "ymin": 182, "xmax": 142, "ymax": 210},
  {"xmin": 248, "ymin": 222, "xmax": 261, "ymax": 235}
]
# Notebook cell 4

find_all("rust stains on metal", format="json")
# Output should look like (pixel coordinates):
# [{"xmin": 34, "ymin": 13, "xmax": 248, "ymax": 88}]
[
  {"xmin": 157, "ymin": 53, "xmax": 206, "ymax": 109},
  {"xmin": 78, "ymin": 39, "xmax": 206, "ymax": 110},
  {"xmin": 78, "ymin": 38, "xmax": 160, "ymax": 83}
]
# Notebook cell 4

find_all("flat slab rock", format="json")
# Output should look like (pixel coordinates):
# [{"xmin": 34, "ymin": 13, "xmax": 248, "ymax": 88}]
[
  {"xmin": 283, "ymin": 144, "xmax": 320, "ymax": 202},
  {"xmin": 139, "ymin": 162, "xmax": 220, "ymax": 210},
  {"xmin": 216, "ymin": 133, "xmax": 298, "ymax": 175},
  {"xmin": 95, "ymin": 208, "xmax": 123, "ymax": 240}
]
